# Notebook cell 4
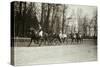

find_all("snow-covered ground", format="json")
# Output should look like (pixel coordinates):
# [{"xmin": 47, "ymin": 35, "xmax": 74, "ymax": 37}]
[{"xmin": 13, "ymin": 43, "xmax": 97, "ymax": 66}]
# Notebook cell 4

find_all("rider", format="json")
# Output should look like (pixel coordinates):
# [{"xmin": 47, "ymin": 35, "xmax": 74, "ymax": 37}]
[{"xmin": 59, "ymin": 31, "xmax": 62, "ymax": 38}]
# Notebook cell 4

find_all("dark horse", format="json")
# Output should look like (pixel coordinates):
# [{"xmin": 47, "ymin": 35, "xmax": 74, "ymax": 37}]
[
  {"xmin": 28, "ymin": 29, "xmax": 49, "ymax": 47},
  {"xmin": 28, "ymin": 30, "xmax": 40, "ymax": 47},
  {"xmin": 70, "ymin": 33, "xmax": 77, "ymax": 44},
  {"xmin": 77, "ymin": 32, "xmax": 83, "ymax": 43},
  {"xmin": 70, "ymin": 32, "xmax": 83, "ymax": 44},
  {"xmin": 48, "ymin": 33, "xmax": 62, "ymax": 45}
]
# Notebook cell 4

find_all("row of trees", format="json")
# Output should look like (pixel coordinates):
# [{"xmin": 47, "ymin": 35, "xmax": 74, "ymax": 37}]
[
  {"xmin": 13, "ymin": 1, "xmax": 97, "ymax": 38},
  {"xmin": 14, "ymin": 2, "xmax": 39, "ymax": 37},
  {"xmin": 77, "ymin": 8, "xmax": 97, "ymax": 37},
  {"xmin": 13, "ymin": 1, "xmax": 68, "ymax": 37}
]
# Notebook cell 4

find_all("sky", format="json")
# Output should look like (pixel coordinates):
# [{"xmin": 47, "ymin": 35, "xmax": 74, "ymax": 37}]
[{"xmin": 66, "ymin": 4, "xmax": 97, "ymax": 19}]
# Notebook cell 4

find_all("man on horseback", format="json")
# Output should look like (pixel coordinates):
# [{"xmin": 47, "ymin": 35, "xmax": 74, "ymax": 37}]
[
  {"xmin": 62, "ymin": 33, "xmax": 68, "ymax": 43},
  {"xmin": 78, "ymin": 32, "xmax": 83, "ymax": 43},
  {"xmin": 70, "ymin": 32, "xmax": 77, "ymax": 44},
  {"xmin": 28, "ymin": 27, "xmax": 40, "ymax": 47},
  {"xmin": 59, "ymin": 31, "xmax": 67, "ymax": 43},
  {"xmin": 28, "ymin": 24, "xmax": 44, "ymax": 47}
]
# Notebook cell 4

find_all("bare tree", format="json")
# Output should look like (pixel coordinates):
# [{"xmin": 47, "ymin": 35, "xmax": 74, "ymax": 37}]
[
  {"xmin": 82, "ymin": 15, "xmax": 89, "ymax": 37},
  {"xmin": 62, "ymin": 5, "xmax": 68, "ymax": 34},
  {"xmin": 62, "ymin": 5, "xmax": 65, "ymax": 34}
]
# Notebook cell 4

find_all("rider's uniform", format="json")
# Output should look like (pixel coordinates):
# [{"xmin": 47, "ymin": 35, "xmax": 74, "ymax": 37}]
[{"xmin": 39, "ymin": 30, "xmax": 43, "ymax": 37}]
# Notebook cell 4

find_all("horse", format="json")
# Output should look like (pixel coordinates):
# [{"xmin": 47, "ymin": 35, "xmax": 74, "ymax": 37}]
[
  {"xmin": 62, "ymin": 33, "xmax": 68, "ymax": 43},
  {"xmin": 70, "ymin": 33, "xmax": 77, "ymax": 44},
  {"xmin": 70, "ymin": 32, "xmax": 83, "ymax": 44},
  {"xmin": 39, "ymin": 31, "xmax": 49, "ymax": 46},
  {"xmin": 76, "ymin": 32, "xmax": 83, "ymax": 43},
  {"xmin": 37, "ymin": 29, "xmax": 44, "ymax": 46},
  {"xmin": 48, "ymin": 33, "xmax": 62, "ymax": 45},
  {"xmin": 28, "ymin": 30, "xmax": 40, "ymax": 47},
  {"xmin": 28, "ymin": 28, "xmax": 50, "ymax": 47},
  {"xmin": 59, "ymin": 33, "xmax": 68, "ymax": 43}
]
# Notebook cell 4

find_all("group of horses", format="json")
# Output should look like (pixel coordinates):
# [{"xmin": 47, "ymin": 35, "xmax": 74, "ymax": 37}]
[
  {"xmin": 28, "ymin": 29, "xmax": 83, "ymax": 47},
  {"xmin": 70, "ymin": 32, "xmax": 83, "ymax": 44}
]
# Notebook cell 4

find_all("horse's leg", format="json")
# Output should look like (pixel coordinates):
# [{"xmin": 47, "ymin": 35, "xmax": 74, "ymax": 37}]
[
  {"xmin": 51, "ymin": 38, "xmax": 55, "ymax": 45},
  {"xmin": 63, "ymin": 38, "xmax": 64, "ymax": 43},
  {"xmin": 80, "ymin": 36, "xmax": 82, "ymax": 43},
  {"xmin": 75, "ymin": 38, "xmax": 76, "ymax": 44},
  {"xmin": 58, "ymin": 37, "xmax": 62, "ymax": 44},
  {"xmin": 34, "ymin": 38, "xmax": 37, "ymax": 44},
  {"xmin": 39, "ymin": 38, "xmax": 42, "ymax": 46},
  {"xmin": 73, "ymin": 38, "xmax": 75, "ymax": 44},
  {"xmin": 43, "ymin": 38, "xmax": 45, "ymax": 45},
  {"xmin": 34, "ymin": 37, "xmax": 38, "ymax": 44},
  {"xmin": 45, "ymin": 38, "xmax": 47, "ymax": 45},
  {"xmin": 73, "ymin": 38, "xmax": 74, "ymax": 44},
  {"xmin": 66, "ymin": 37, "xmax": 68, "ymax": 44},
  {"xmin": 79, "ymin": 38, "xmax": 81, "ymax": 44},
  {"xmin": 80, "ymin": 37, "xmax": 82, "ymax": 43},
  {"xmin": 75, "ymin": 37, "xmax": 77, "ymax": 44},
  {"xmin": 43, "ymin": 38, "xmax": 46, "ymax": 46},
  {"xmin": 38, "ymin": 38, "xmax": 40, "ymax": 44},
  {"xmin": 75, "ymin": 38, "xmax": 76, "ymax": 43},
  {"xmin": 66, "ymin": 38, "xmax": 68, "ymax": 44},
  {"xmin": 77, "ymin": 38, "xmax": 78, "ymax": 43},
  {"xmin": 80, "ymin": 38, "xmax": 81, "ymax": 43},
  {"xmin": 38, "ymin": 39, "xmax": 41, "ymax": 46},
  {"xmin": 47, "ymin": 37, "xmax": 49, "ymax": 45},
  {"xmin": 51, "ymin": 38, "xmax": 54, "ymax": 45},
  {"xmin": 40, "ymin": 38, "xmax": 42, "ymax": 45},
  {"xmin": 77, "ymin": 38, "xmax": 79, "ymax": 44},
  {"xmin": 82, "ymin": 38, "xmax": 83, "ymax": 43},
  {"xmin": 46, "ymin": 38, "xmax": 48, "ymax": 45},
  {"xmin": 62, "ymin": 38, "xmax": 64, "ymax": 43},
  {"xmin": 71, "ymin": 38, "xmax": 72, "ymax": 44},
  {"xmin": 71, "ymin": 38, "xmax": 73, "ymax": 44},
  {"xmin": 76, "ymin": 38, "xmax": 78, "ymax": 44},
  {"xmin": 77, "ymin": 38, "xmax": 80, "ymax": 43},
  {"xmin": 28, "ymin": 38, "xmax": 32, "ymax": 47},
  {"xmin": 47, "ymin": 37, "xmax": 50, "ymax": 45}
]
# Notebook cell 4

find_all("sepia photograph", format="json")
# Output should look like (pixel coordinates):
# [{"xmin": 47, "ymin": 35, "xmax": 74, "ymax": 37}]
[{"xmin": 11, "ymin": 1, "xmax": 97, "ymax": 66}]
